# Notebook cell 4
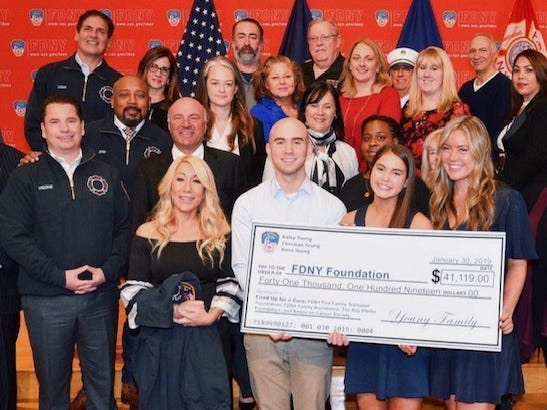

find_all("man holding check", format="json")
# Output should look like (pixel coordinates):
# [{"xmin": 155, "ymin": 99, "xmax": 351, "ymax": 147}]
[{"xmin": 231, "ymin": 117, "xmax": 347, "ymax": 410}]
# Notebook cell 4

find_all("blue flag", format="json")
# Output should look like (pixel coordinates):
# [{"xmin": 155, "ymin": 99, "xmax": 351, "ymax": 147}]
[
  {"xmin": 278, "ymin": 0, "xmax": 313, "ymax": 63},
  {"xmin": 397, "ymin": 0, "xmax": 443, "ymax": 51},
  {"xmin": 176, "ymin": 0, "xmax": 226, "ymax": 96}
]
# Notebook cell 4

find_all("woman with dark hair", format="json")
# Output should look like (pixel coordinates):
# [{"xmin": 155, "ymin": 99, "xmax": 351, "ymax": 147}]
[
  {"xmin": 121, "ymin": 156, "xmax": 241, "ymax": 409},
  {"xmin": 196, "ymin": 55, "xmax": 266, "ymax": 188},
  {"xmin": 341, "ymin": 144, "xmax": 432, "ymax": 410},
  {"xmin": 250, "ymin": 55, "xmax": 305, "ymax": 142},
  {"xmin": 429, "ymin": 116, "xmax": 536, "ymax": 409},
  {"xmin": 339, "ymin": 39, "xmax": 401, "ymax": 171},
  {"xmin": 262, "ymin": 82, "xmax": 358, "ymax": 196},
  {"xmin": 137, "ymin": 47, "xmax": 180, "ymax": 131},
  {"xmin": 339, "ymin": 115, "xmax": 430, "ymax": 214},
  {"xmin": 495, "ymin": 48, "xmax": 547, "ymax": 362}
]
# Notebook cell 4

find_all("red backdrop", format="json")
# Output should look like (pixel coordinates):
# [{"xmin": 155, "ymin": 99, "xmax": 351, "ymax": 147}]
[{"xmin": 1, "ymin": 0, "xmax": 546, "ymax": 152}]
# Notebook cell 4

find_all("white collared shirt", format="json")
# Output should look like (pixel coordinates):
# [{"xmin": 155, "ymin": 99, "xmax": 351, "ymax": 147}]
[
  {"xmin": 171, "ymin": 143, "xmax": 205, "ymax": 160},
  {"xmin": 75, "ymin": 53, "xmax": 103, "ymax": 77},
  {"xmin": 49, "ymin": 149, "xmax": 83, "ymax": 183},
  {"xmin": 114, "ymin": 116, "xmax": 145, "ymax": 140}
]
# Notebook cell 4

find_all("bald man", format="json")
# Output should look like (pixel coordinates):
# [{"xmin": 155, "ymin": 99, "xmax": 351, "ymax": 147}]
[
  {"xmin": 232, "ymin": 118, "xmax": 347, "ymax": 409},
  {"xmin": 83, "ymin": 75, "xmax": 172, "ymax": 196},
  {"xmin": 131, "ymin": 97, "xmax": 245, "ymax": 228}
]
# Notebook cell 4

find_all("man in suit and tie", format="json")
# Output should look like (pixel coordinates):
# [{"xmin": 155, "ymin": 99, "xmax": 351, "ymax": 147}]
[{"xmin": 131, "ymin": 96, "xmax": 246, "ymax": 229}]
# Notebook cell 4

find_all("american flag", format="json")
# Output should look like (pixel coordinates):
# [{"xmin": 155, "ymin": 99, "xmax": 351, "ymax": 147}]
[{"xmin": 177, "ymin": 0, "xmax": 227, "ymax": 96}]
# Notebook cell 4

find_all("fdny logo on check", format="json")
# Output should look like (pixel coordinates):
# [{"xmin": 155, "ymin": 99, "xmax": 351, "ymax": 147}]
[
  {"xmin": 261, "ymin": 231, "xmax": 279, "ymax": 253},
  {"xmin": 87, "ymin": 175, "xmax": 109, "ymax": 196}
]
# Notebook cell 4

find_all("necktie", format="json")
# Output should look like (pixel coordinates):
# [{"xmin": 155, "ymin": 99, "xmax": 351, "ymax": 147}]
[{"xmin": 124, "ymin": 127, "xmax": 136, "ymax": 164}]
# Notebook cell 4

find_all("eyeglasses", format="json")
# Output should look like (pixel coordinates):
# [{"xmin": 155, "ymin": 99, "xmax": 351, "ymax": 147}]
[
  {"xmin": 307, "ymin": 34, "xmax": 338, "ymax": 43},
  {"xmin": 147, "ymin": 62, "xmax": 170, "ymax": 76}
]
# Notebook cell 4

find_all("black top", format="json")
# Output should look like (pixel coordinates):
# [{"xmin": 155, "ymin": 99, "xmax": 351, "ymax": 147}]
[
  {"xmin": 458, "ymin": 72, "xmax": 512, "ymax": 154},
  {"xmin": 302, "ymin": 54, "xmax": 345, "ymax": 88},
  {"xmin": 497, "ymin": 95, "xmax": 547, "ymax": 210},
  {"xmin": 131, "ymin": 145, "xmax": 246, "ymax": 231},
  {"xmin": 0, "ymin": 148, "xmax": 129, "ymax": 297},
  {"xmin": 24, "ymin": 54, "xmax": 122, "ymax": 150},
  {"xmin": 354, "ymin": 203, "xmax": 418, "ymax": 229},
  {"xmin": 128, "ymin": 236, "xmax": 233, "ymax": 309},
  {"xmin": 340, "ymin": 173, "xmax": 430, "ymax": 216},
  {"xmin": 148, "ymin": 101, "xmax": 169, "ymax": 132}
]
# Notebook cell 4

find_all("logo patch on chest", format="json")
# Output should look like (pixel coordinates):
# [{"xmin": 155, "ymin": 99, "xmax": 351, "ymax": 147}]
[{"xmin": 87, "ymin": 175, "xmax": 109, "ymax": 196}]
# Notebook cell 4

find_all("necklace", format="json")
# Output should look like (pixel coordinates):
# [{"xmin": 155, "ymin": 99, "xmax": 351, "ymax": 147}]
[{"xmin": 343, "ymin": 95, "xmax": 372, "ymax": 140}]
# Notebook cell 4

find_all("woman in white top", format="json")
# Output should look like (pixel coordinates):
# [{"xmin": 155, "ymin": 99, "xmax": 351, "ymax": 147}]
[{"xmin": 196, "ymin": 56, "xmax": 266, "ymax": 188}]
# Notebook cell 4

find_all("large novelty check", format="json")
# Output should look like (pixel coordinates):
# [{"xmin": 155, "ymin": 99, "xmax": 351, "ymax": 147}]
[{"xmin": 240, "ymin": 223, "xmax": 506, "ymax": 352}]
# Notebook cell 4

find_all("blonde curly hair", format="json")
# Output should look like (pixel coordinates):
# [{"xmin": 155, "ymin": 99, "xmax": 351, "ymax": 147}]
[
  {"xmin": 149, "ymin": 156, "xmax": 230, "ymax": 265},
  {"xmin": 429, "ymin": 116, "xmax": 495, "ymax": 231}
]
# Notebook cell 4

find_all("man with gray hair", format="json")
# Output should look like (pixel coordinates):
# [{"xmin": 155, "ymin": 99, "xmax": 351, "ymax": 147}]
[
  {"xmin": 302, "ymin": 19, "xmax": 345, "ymax": 88},
  {"xmin": 386, "ymin": 47, "xmax": 418, "ymax": 108},
  {"xmin": 458, "ymin": 33, "xmax": 511, "ymax": 152}
]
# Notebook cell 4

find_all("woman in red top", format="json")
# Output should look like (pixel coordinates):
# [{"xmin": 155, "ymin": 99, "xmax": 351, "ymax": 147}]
[
  {"xmin": 401, "ymin": 46, "xmax": 469, "ymax": 173},
  {"xmin": 339, "ymin": 39, "xmax": 401, "ymax": 172}
]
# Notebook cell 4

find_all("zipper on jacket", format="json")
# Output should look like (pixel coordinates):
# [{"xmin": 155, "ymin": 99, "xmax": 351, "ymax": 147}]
[
  {"xmin": 69, "ymin": 177, "xmax": 75, "ymax": 200},
  {"xmin": 82, "ymin": 76, "xmax": 88, "ymax": 102}
]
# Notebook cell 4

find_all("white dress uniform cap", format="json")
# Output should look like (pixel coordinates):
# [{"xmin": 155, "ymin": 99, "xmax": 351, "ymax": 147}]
[{"xmin": 387, "ymin": 47, "xmax": 419, "ymax": 69}]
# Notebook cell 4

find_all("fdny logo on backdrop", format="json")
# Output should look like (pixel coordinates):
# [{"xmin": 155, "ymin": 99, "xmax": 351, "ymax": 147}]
[
  {"xmin": 98, "ymin": 86, "xmax": 114, "ymax": 104},
  {"xmin": 261, "ymin": 231, "xmax": 279, "ymax": 254},
  {"xmin": 29, "ymin": 9, "xmax": 44, "ymax": 26},
  {"xmin": 11, "ymin": 40, "xmax": 25, "ymax": 57},
  {"xmin": 375, "ymin": 10, "xmax": 389, "ymax": 27},
  {"xmin": 143, "ymin": 146, "xmax": 162, "ymax": 158},
  {"xmin": 87, "ymin": 175, "xmax": 109, "ymax": 196},
  {"xmin": 443, "ymin": 11, "xmax": 457, "ymax": 28},
  {"xmin": 148, "ymin": 40, "xmax": 163, "ymax": 49},
  {"xmin": 234, "ymin": 10, "xmax": 248, "ymax": 21},
  {"xmin": 311, "ymin": 10, "xmax": 323, "ymax": 20},
  {"xmin": 13, "ymin": 100, "xmax": 27, "ymax": 117},
  {"xmin": 99, "ymin": 9, "xmax": 112, "ymax": 19},
  {"xmin": 167, "ymin": 10, "xmax": 181, "ymax": 27}
]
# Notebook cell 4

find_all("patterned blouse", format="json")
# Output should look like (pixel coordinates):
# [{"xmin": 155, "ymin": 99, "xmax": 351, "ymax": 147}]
[{"xmin": 401, "ymin": 101, "xmax": 470, "ymax": 171}]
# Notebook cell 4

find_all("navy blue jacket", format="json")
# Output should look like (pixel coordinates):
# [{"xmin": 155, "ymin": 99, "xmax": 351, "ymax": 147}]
[
  {"xmin": 24, "ymin": 54, "xmax": 122, "ymax": 150},
  {"xmin": 0, "ymin": 148, "xmax": 129, "ymax": 297},
  {"xmin": 131, "ymin": 272, "xmax": 231, "ymax": 409},
  {"xmin": 83, "ymin": 115, "xmax": 172, "ymax": 197}
]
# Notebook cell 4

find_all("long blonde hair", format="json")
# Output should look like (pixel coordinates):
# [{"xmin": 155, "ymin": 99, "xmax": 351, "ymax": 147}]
[
  {"xmin": 405, "ymin": 47, "xmax": 460, "ymax": 118},
  {"xmin": 429, "ymin": 116, "xmax": 496, "ymax": 231},
  {"xmin": 149, "ymin": 156, "xmax": 230, "ymax": 265},
  {"xmin": 421, "ymin": 129, "xmax": 443, "ymax": 190},
  {"xmin": 339, "ymin": 39, "xmax": 391, "ymax": 97}
]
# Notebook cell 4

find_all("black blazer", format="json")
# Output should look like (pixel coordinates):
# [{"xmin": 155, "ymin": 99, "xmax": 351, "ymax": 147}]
[
  {"xmin": 131, "ymin": 144, "xmax": 246, "ymax": 231},
  {"xmin": 499, "ymin": 95, "xmax": 547, "ymax": 210}
]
